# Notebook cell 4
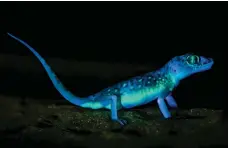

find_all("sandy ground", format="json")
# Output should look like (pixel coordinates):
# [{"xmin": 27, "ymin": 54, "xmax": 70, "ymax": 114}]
[{"xmin": 0, "ymin": 95, "xmax": 227, "ymax": 148}]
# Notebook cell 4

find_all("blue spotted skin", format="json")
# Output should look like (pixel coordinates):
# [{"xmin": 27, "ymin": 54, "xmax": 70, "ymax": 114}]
[
  {"xmin": 7, "ymin": 33, "xmax": 214, "ymax": 126},
  {"xmin": 86, "ymin": 71, "xmax": 176, "ymax": 110}
]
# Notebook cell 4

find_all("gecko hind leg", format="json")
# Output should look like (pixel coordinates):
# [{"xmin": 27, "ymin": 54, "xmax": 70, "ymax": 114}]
[
  {"xmin": 110, "ymin": 95, "xmax": 127, "ymax": 126},
  {"xmin": 157, "ymin": 98, "xmax": 171, "ymax": 118}
]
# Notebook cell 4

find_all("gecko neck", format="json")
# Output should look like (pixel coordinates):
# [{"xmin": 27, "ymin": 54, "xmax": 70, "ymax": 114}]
[{"xmin": 157, "ymin": 63, "xmax": 181, "ymax": 87}]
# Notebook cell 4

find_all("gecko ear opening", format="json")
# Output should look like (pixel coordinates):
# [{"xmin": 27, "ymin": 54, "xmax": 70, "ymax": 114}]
[{"xmin": 169, "ymin": 65, "xmax": 177, "ymax": 73}]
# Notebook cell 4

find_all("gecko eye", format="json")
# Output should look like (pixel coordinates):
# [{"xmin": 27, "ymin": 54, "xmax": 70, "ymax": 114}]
[{"xmin": 186, "ymin": 55, "xmax": 200, "ymax": 65}]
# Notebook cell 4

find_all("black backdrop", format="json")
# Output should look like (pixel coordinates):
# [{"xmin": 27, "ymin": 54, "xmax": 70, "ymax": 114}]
[{"xmin": 0, "ymin": 2, "xmax": 228, "ymax": 116}]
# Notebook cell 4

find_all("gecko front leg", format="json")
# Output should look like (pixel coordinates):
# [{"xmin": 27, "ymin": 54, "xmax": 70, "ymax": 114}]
[
  {"xmin": 165, "ymin": 95, "xmax": 178, "ymax": 108},
  {"xmin": 157, "ymin": 95, "xmax": 178, "ymax": 119},
  {"xmin": 157, "ymin": 97, "xmax": 171, "ymax": 118},
  {"xmin": 165, "ymin": 95, "xmax": 184, "ymax": 118}
]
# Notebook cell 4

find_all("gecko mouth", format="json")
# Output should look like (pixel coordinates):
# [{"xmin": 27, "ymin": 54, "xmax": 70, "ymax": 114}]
[
  {"xmin": 198, "ymin": 57, "xmax": 214, "ymax": 71},
  {"xmin": 202, "ymin": 58, "xmax": 213, "ymax": 64},
  {"xmin": 201, "ymin": 58, "xmax": 214, "ymax": 65}
]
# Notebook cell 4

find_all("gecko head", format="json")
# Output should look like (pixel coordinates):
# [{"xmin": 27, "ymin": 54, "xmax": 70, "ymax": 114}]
[{"xmin": 167, "ymin": 53, "xmax": 214, "ymax": 80}]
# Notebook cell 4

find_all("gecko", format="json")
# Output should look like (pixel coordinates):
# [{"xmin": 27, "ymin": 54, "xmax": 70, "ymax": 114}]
[{"xmin": 7, "ymin": 33, "xmax": 214, "ymax": 126}]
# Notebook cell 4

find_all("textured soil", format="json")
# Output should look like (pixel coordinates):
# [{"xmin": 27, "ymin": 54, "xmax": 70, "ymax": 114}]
[{"xmin": 0, "ymin": 95, "xmax": 227, "ymax": 148}]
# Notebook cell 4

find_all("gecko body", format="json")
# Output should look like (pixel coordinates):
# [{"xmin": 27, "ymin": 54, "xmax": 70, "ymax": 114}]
[{"xmin": 7, "ymin": 33, "xmax": 214, "ymax": 125}]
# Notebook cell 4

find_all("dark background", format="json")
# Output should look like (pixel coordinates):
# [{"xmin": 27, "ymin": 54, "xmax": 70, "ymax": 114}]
[{"xmin": 0, "ymin": 2, "xmax": 228, "ymax": 114}]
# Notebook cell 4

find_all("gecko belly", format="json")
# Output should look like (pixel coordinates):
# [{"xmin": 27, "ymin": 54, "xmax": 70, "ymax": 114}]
[{"xmin": 120, "ymin": 88, "xmax": 159, "ymax": 108}]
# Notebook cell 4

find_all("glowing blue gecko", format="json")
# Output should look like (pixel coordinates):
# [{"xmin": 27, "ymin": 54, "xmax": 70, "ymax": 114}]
[{"xmin": 7, "ymin": 33, "xmax": 214, "ymax": 126}]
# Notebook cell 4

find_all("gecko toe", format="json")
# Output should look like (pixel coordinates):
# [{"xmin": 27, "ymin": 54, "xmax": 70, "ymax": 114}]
[
  {"xmin": 116, "ymin": 119, "xmax": 128, "ymax": 126},
  {"xmin": 121, "ymin": 119, "xmax": 128, "ymax": 125}
]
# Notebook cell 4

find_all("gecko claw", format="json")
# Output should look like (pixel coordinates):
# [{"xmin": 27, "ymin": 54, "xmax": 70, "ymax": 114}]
[{"xmin": 115, "ymin": 119, "xmax": 128, "ymax": 126}]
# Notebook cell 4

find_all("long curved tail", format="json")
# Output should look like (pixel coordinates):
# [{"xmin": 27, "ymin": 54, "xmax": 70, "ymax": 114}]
[{"xmin": 7, "ymin": 33, "xmax": 87, "ymax": 107}]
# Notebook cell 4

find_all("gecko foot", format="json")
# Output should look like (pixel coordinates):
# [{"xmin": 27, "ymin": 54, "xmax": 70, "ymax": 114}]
[{"xmin": 114, "ymin": 119, "xmax": 128, "ymax": 126}]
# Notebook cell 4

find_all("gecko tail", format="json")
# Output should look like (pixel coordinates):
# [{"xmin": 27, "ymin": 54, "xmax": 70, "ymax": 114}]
[{"xmin": 7, "ymin": 32, "xmax": 88, "ymax": 107}]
